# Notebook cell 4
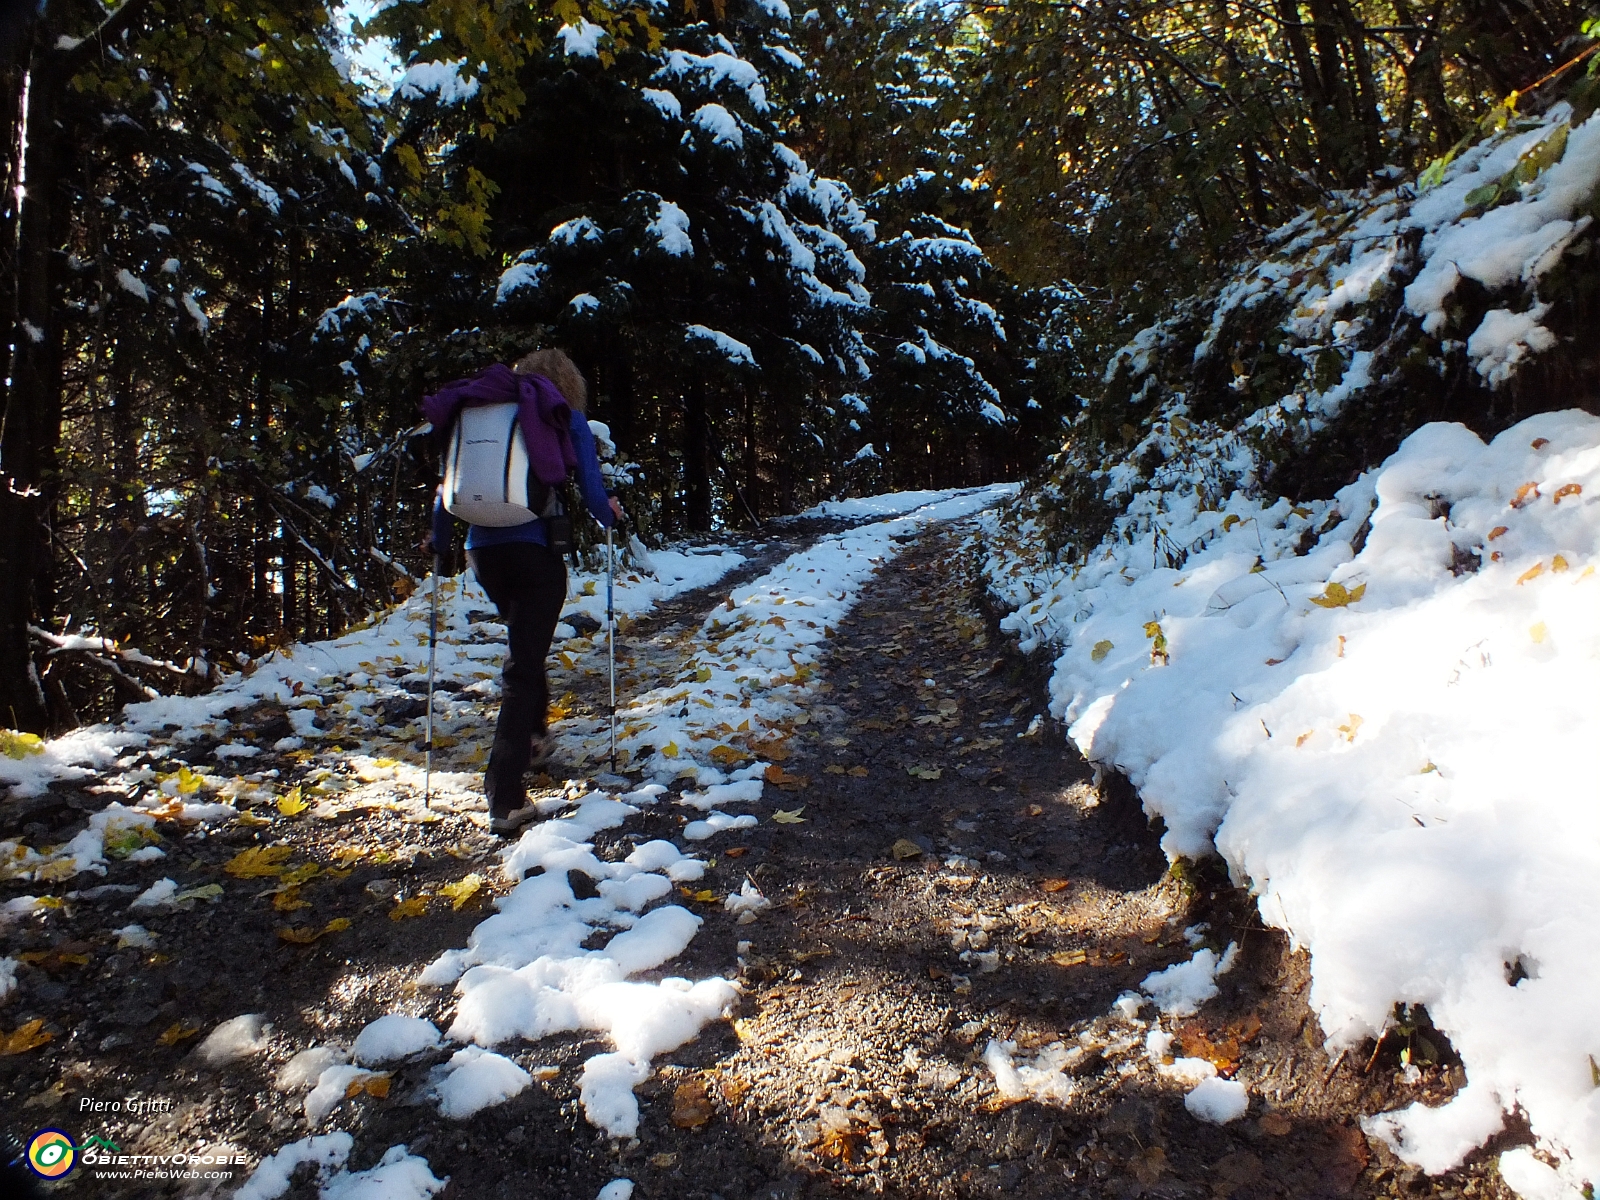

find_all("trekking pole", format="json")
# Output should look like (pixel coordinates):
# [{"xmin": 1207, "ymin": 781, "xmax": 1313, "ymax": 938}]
[
  {"xmin": 606, "ymin": 525, "xmax": 617, "ymax": 773},
  {"xmin": 425, "ymin": 553, "xmax": 440, "ymax": 809}
]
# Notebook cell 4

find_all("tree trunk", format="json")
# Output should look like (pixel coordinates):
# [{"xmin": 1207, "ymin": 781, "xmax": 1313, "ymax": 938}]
[
  {"xmin": 682, "ymin": 386, "xmax": 711, "ymax": 531},
  {"xmin": 742, "ymin": 385, "xmax": 759, "ymax": 520},
  {"xmin": 0, "ymin": 30, "xmax": 72, "ymax": 733}
]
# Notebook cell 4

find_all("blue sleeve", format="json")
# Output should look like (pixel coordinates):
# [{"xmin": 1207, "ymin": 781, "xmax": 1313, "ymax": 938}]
[
  {"xmin": 431, "ymin": 493, "xmax": 455, "ymax": 554},
  {"xmin": 569, "ymin": 417, "xmax": 615, "ymax": 528}
]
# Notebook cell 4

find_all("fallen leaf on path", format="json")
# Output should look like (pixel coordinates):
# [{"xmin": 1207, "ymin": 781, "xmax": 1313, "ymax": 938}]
[
  {"xmin": 709, "ymin": 745, "xmax": 745, "ymax": 766},
  {"xmin": 815, "ymin": 1124, "xmax": 864, "ymax": 1163},
  {"xmin": 719, "ymin": 1075, "xmax": 748, "ymax": 1106},
  {"xmin": 1091, "ymin": 640, "xmax": 1114, "ymax": 662},
  {"xmin": 277, "ymin": 917, "xmax": 351, "ymax": 944},
  {"xmin": 764, "ymin": 765, "xmax": 808, "ymax": 790},
  {"xmin": 225, "ymin": 846, "xmax": 293, "ymax": 878},
  {"xmin": 1131, "ymin": 1146, "xmax": 1167, "ymax": 1184},
  {"xmin": 1488, "ymin": 525, "xmax": 1508, "ymax": 540},
  {"xmin": 724, "ymin": 847, "xmax": 749, "ymax": 858},
  {"xmin": 1258, "ymin": 1112, "xmax": 1293, "ymax": 1136},
  {"xmin": 234, "ymin": 811, "xmax": 272, "ymax": 828},
  {"xmin": 1517, "ymin": 561, "xmax": 1545, "ymax": 585},
  {"xmin": 156, "ymin": 1021, "xmax": 200, "ymax": 1046},
  {"xmin": 438, "ymin": 874, "xmax": 484, "ymax": 910},
  {"xmin": 1337, "ymin": 714, "xmax": 1363, "ymax": 742},
  {"xmin": 670, "ymin": 1079, "xmax": 715, "ymax": 1128},
  {"xmin": 0, "ymin": 730, "xmax": 44, "ymax": 760},
  {"xmin": 345, "ymin": 1073, "xmax": 391, "ymax": 1099},
  {"xmin": 824, "ymin": 764, "xmax": 846, "ymax": 775},
  {"xmin": 0, "ymin": 1019, "xmax": 53, "ymax": 1055},
  {"xmin": 847, "ymin": 766, "xmax": 868, "ymax": 777},
  {"xmin": 175, "ymin": 883, "xmax": 224, "ymax": 903},
  {"xmin": 272, "ymin": 885, "xmax": 311, "ymax": 913},
  {"xmin": 1510, "ymin": 481, "xmax": 1541, "ymax": 509},
  {"xmin": 907, "ymin": 765, "xmax": 941, "ymax": 780},
  {"xmin": 389, "ymin": 897, "xmax": 429, "ymax": 921},
  {"xmin": 772, "ymin": 808, "xmax": 806, "ymax": 824},
  {"xmin": 277, "ymin": 787, "xmax": 309, "ymax": 817},
  {"xmin": 1040, "ymin": 878, "xmax": 1071, "ymax": 893},
  {"xmin": 891, "ymin": 839, "xmax": 923, "ymax": 861},
  {"xmin": 1554, "ymin": 483, "xmax": 1583, "ymax": 504},
  {"xmin": 1310, "ymin": 581, "xmax": 1366, "ymax": 608}
]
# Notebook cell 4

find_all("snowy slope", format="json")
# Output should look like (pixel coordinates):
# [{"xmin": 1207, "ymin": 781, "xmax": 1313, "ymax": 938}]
[{"xmin": 983, "ymin": 414, "xmax": 1600, "ymax": 1195}]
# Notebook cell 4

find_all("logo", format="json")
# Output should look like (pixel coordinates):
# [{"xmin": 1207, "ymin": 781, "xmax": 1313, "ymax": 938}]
[
  {"xmin": 81, "ymin": 1135, "xmax": 121, "ymax": 1155},
  {"xmin": 26, "ymin": 1128, "xmax": 76, "ymax": 1179}
]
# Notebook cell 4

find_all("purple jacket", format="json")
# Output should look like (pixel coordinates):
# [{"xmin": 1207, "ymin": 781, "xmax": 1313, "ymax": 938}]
[{"xmin": 420, "ymin": 363, "xmax": 577, "ymax": 486}]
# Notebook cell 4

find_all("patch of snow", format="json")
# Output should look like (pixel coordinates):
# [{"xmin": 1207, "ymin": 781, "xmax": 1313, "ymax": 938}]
[
  {"xmin": 352, "ymin": 1015, "xmax": 441, "ymax": 1065},
  {"xmin": 1185, "ymin": 1076, "xmax": 1249, "ymax": 1123}
]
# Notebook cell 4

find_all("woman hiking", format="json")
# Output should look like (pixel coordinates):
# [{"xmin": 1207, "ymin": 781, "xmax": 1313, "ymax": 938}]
[{"xmin": 422, "ymin": 349, "xmax": 622, "ymax": 835}]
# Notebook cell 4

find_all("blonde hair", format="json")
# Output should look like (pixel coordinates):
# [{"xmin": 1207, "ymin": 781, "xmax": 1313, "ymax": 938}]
[{"xmin": 513, "ymin": 348, "xmax": 588, "ymax": 413}]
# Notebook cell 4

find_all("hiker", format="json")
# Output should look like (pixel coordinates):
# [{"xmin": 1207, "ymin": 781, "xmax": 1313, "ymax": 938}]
[{"xmin": 421, "ymin": 349, "xmax": 622, "ymax": 834}]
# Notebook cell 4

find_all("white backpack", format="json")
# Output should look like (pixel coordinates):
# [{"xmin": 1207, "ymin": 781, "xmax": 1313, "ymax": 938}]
[{"xmin": 442, "ymin": 403, "xmax": 556, "ymax": 527}]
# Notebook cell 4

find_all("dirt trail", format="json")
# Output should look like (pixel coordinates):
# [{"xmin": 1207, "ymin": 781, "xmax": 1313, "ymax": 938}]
[{"xmin": 0, "ymin": 516, "xmax": 1515, "ymax": 1199}]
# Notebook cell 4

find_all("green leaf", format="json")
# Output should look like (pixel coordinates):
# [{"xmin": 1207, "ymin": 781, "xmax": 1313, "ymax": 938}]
[
  {"xmin": 1090, "ymin": 640, "xmax": 1113, "ymax": 662},
  {"xmin": 1462, "ymin": 182, "xmax": 1501, "ymax": 210}
]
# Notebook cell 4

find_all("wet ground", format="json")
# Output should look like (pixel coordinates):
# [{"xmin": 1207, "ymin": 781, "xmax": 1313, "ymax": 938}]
[{"xmin": 0, "ymin": 515, "xmax": 1522, "ymax": 1199}]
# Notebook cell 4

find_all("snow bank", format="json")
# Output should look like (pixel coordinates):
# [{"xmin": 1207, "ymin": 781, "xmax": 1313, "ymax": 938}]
[{"xmin": 984, "ymin": 411, "xmax": 1600, "ymax": 1182}]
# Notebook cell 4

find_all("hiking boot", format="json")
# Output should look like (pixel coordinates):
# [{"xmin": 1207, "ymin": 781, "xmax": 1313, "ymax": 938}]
[{"xmin": 488, "ymin": 804, "xmax": 538, "ymax": 836}]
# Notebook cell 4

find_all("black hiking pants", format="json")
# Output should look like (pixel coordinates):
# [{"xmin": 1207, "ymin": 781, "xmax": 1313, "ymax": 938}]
[{"xmin": 467, "ymin": 541, "xmax": 567, "ymax": 817}]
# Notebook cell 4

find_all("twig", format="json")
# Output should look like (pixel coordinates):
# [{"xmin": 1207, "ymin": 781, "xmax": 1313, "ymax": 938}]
[{"xmin": 1322, "ymin": 1047, "xmax": 1349, "ymax": 1085}]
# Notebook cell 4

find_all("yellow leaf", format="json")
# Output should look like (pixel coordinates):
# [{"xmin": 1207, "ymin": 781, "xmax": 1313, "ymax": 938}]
[
  {"xmin": 174, "ymin": 883, "xmax": 224, "ymax": 903},
  {"xmin": 225, "ymin": 845, "xmax": 293, "ymax": 878},
  {"xmin": 0, "ymin": 1019, "xmax": 53, "ymax": 1055},
  {"xmin": 891, "ymin": 838, "xmax": 923, "ymax": 861},
  {"xmin": 695, "ymin": 666, "xmax": 713, "ymax": 682},
  {"xmin": 1337, "ymin": 713, "xmax": 1364, "ymax": 742},
  {"xmin": 1554, "ymin": 483, "xmax": 1583, "ymax": 504},
  {"xmin": 272, "ymin": 885, "xmax": 310, "ymax": 912},
  {"xmin": 389, "ymin": 896, "xmax": 429, "ymax": 921},
  {"xmin": 772, "ymin": 807, "xmax": 806, "ymax": 824},
  {"xmin": 235, "ymin": 811, "xmax": 272, "ymax": 828},
  {"xmin": 156, "ymin": 1021, "xmax": 200, "ymax": 1046},
  {"xmin": 1488, "ymin": 525, "xmax": 1509, "ymax": 540},
  {"xmin": 438, "ymin": 873, "xmax": 484, "ymax": 911},
  {"xmin": 847, "ymin": 765, "xmax": 868, "ymax": 777},
  {"xmin": 824, "ymin": 764, "xmax": 846, "ymax": 775},
  {"xmin": 278, "ymin": 917, "xmax": 350, "ymax": 944},
  {"xmin": 176, "ymin": 766, "xmax": 202, "ymax": 795},
  {"xmin": 1517, "ymin": 561, "xmax": 1545, "ymax": 585},
  {"xmin": 0, "ymin": 730, "xmax": 45, "ymax": 760},
  {"xmin": 692, "ymin": 889, "xmax": 717, "ymax": 902},
  {"xmin": 345, "ymin": 1072, "xmax": 391, "ymax": 1099},
  {"xmin": 709, "ymin": 744, "xmax": 744, "ymax": 766},
  {"xmin": 1551, "ymin": 554, "xmax": 1569, "ymax": 573},
  {"xmin": 1310, "ymin": 581, "xmax": 1367, "ymax": 608},
  {"xmin": 1221, "ymin": 514, "xmax": 1241, "ymax": 532},
  {"xmin": 1530, "ymin": 622, "xmax": 1548, "ymax": 644},
  {"xmin": 660, "ymin": 741, "xmax": 680, "ymax": 758},
  {"xmin": 277, "ymin": 787, "xmax": 309, "ymax": 817},
  {"xmin": 583, "ymin": 581, "xmax": 597, "ymax": 596},
  {"xmin": 1091, "ymin": 640, "xmax": 1113, "ymax": 662},
  {"xmin": 1295, "ymin": 730, "xmax": 1314, "ymax": 747}
]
